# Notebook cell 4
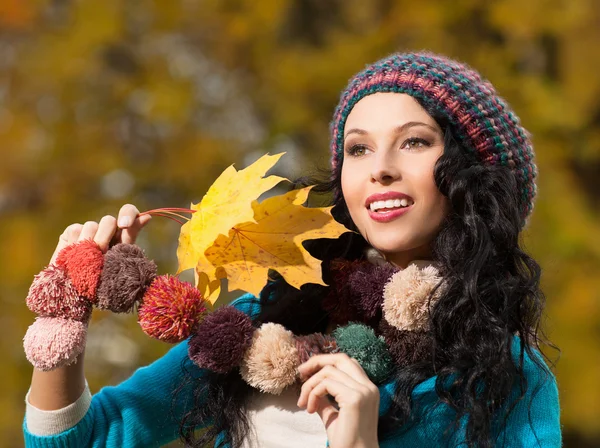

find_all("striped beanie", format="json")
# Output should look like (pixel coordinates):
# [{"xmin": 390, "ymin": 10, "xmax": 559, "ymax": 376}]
[{"xmin": 330, "ymin": 51, "xmax": 536, "ymax": 222}]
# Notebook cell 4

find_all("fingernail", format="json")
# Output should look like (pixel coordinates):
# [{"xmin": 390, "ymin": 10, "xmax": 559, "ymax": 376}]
[{"xmin": 118, "ymin": 217, "xmax": 132, "ymax": 228}]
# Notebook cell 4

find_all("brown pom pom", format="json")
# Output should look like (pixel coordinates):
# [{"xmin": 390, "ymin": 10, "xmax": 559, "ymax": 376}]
[
  {"xmin": 321, "ymin": 259, "xmax": 363, "ymax": 324},
  {"xmin": 348, "ymin": 262, "xmax": 398, "ymax": 322},
  {"xmin": 379, "ymin": 319, "xmax": 432, "ymax": 368},
  {"xmin": 188, "ymin": 306, "xmax": 255, "ymax": 374},
  {"xmin": 295, "ymin": 333, "xmax": 338, "ymax": 365},
  {"xmin": 97, "ymin": 244, "xmax": 157, "ymax": 313}
]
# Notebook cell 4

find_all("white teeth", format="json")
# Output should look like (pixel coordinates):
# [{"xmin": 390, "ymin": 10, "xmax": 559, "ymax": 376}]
[{"xmin": 369, "ymin": 198, "xmax": 413, "ymax": 212}]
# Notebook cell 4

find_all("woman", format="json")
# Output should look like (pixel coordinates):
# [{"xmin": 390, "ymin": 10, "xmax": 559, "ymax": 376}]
[{"xmin": 23, "ymin": 52, "xmax": 561, "ymax": 447}]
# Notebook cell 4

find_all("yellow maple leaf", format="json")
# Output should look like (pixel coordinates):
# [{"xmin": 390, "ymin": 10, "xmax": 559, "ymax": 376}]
[
  {"xmin": 177, "ymin": 152, "xmax": 286, "ymax": 285},
  {"xmin": 201, "ymin": 186, "xmax": 352, "ymax": 298}
]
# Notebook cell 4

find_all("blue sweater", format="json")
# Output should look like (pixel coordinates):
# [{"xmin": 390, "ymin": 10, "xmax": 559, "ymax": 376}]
[{"xmin": 23, "ymin": 294, "xmax": 562, "ymax": 447}]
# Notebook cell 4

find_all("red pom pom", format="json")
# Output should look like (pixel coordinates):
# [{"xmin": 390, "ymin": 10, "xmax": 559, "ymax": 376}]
[
  {"xmin": 56, "ymin": 240, "xmax": 104, "ymax": 301},
  {"xmin": 23, "ymin": 317, "xmax": 87, "ymax": 371},
  {"xmin": 26, "ymin": 264, "xmax": 92, "ymax": 321},
  {"xmin": 138, "ymin": 275, "xmax": 207, "ymax": 343}
]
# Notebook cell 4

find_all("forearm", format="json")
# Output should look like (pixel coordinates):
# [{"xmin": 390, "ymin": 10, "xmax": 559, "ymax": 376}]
[{"xmin": 28, "ymin": 353, "xmax": 86, "ymax": 410}]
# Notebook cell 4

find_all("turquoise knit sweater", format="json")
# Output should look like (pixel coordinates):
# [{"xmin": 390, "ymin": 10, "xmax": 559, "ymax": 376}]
[{"xmin": 23, "ymin": 294, "xmax": 561, "ymax": 447}]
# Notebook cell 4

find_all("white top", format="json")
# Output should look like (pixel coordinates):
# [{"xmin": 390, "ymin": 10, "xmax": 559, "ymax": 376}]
[{"xmin": 242, "ymin": 385, "xmax": 327, "ymax": 448}]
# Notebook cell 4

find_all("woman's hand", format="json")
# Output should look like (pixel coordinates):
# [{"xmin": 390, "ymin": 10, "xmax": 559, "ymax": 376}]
[
  {"xmin": 50, "ymin": 204, "xmax": 151, "ymax": 264},
  {"xmin": 297, "ymin": 353, "xmax": 380, "ymax": 448},
  {"xmin": 29, "ymin": 204, "xmax": 151, "ymax": 411}
]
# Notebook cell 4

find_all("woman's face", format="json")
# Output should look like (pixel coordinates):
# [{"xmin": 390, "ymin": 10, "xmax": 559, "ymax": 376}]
[{"xmin": 341, "ymin": 92, "xmax": 450, "ymax": 268}]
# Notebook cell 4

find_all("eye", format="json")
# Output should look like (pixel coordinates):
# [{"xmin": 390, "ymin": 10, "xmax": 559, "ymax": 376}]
[
  {"xmin": 346, "ymin": 144, "xmax": 370, "ymax": 157},
  {"xmin": 401, "ymin": 137, "xmax": 431, "ymax": 150}
]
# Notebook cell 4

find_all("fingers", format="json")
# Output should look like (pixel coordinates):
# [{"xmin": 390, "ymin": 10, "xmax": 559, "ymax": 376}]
[
  {"xmin": 298, "ymin": 353, "xmax": 370, "ymax": 386},
  {"xmin": 77, "ymin": 217, "xmax": 119, "ymax": 252},
  {"xmin": 117, "ymin": 204, "xmax": 151, "ymax": 244},
  {"xmin": 49, "ymin": 204, "xmax": 150, "ymax": 265},
  {"xmin": 116, "ymin": 203, "xmax": 140, "ymax": 229},
  {"xmin": 50, "ymin": 224, "xmax": 83, "ymax": 264},
  {"xmin": 93, "ymin": 216, "xmax": 118, "ymax": 252},
  {"xmin": 297, "ymin": 355, "xmax": 380, "ymax": 447},
  {"xmin": 77, "ymin": 221, "xmax": 99, "ymax": 242},
  {"xmin": 306, "ymin": 378, "xmax": 351, "ymax": 414},
  {"xmin": 298, "ymin": 363, "xmax": 365, "ymax": 413}
]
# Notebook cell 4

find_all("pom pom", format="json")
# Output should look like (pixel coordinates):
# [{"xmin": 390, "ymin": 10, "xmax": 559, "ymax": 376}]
[
  {"xmin": 295, "ymin": 333, "xmax": 338, "ymax": 365},
  {"xmin": 323, "ymin": 259, "xmax": 398, "ymax": 325},
  {"xmin": 138, "ymin": 275, "xmax": 206, "ymax": 343},
  {"xmin": 55, "ymin": 240, "xmax": 104, "ymax": 300},
  {"xmin": 333, "ymin": 323, "xmax": 393, "ymax": 384},
  {"xmin": 348, "ymin": 262, "xmax": 398, "ymax": 321},
  {"xmin": 382, "ymin": 263, "xmax": 443, "ymax": 331},
  {"xmin": 240, "ymin": 323, "xmax": 298, "ymax": 395},
  {"xmin": 188, "ymin": 306, "xmax": 255, "ymax": 373},
  {"xmin": 97, "ymin": 244, "xmax": 157, "ymax": 313},
  {"xmin": 26, "ymin": 264, "xmax": 92, "ymax": 321},
  {"xmin": 23, "ymin": 317, "xmax": 87, "ymax": 371},
  {"xmin": 379, "ymin": 319, "xmax": 432, "ymax": 368},
  {"xmin": 321, "ymin": 259, "xmax": 362, "ymax": 324}
]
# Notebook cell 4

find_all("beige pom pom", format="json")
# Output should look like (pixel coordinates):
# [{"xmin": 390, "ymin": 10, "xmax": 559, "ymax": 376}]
[
  {"xmin": 382, "ymin": 263, "xmax": 443, "ymax": 331},
  {"xmin": 240, "ymin": 323, "xmax": 299, "ymax": 395}
]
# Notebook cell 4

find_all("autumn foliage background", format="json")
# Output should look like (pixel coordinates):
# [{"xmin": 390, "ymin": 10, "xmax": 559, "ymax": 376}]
[{"xmin": 1, "ymin": 1, "xmax": 599, "ymax": 447}]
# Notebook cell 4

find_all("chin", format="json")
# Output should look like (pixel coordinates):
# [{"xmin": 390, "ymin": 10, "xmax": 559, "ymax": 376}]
[
  {"xmin": 369, "ymin": 238, "xmax": 419, "ymax": 256},
  {"xmin": 364, "ymin": 228, "xmax": 433, "ymax": 260}
]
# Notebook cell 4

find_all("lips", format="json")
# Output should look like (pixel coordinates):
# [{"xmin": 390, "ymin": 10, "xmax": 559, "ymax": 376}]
[{"xmin": 365, "ymin": 191, "xmax": 414, "ymax": 223}]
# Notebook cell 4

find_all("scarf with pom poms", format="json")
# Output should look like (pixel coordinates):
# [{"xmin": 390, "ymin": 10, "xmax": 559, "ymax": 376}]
[
  {"xmin": 23, "ymin": 242, "xmax": 444, "ymax": 396},
  {"xmin": 320, "ymin": 250, "xmax": 442, "ymax": 371}
]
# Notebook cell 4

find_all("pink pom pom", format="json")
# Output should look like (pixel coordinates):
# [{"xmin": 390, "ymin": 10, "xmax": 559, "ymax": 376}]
[
  {"xmin": 138, "ymin": 275, "xmax": 207, "ymax": 343},
  {"xmin": 23, "ymin": 317, "xmax": 87, "ymax": 371},
  {"xmin": 26, "ymin": 264, "xmax": 92, "ymax": 321},
  {"xmin": 55, "ymin": 240, "xmax": 104, "ymax": 301}
]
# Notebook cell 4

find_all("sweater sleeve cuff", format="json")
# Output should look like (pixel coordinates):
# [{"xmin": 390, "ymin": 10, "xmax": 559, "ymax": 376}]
[{"xmin": 25, "ymin": 383, "xmax": 92, "ymax": 436}]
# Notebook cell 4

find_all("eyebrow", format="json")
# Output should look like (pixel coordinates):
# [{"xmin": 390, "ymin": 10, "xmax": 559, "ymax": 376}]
[{"xmin": 344, "ymin": 121, "xmax": 440, "ymax": 140}]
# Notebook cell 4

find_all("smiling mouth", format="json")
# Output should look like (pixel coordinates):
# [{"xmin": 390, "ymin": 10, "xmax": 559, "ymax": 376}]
[{"xmin": 368, "ymin": 198, "xmax": 414, "ymax": 213}]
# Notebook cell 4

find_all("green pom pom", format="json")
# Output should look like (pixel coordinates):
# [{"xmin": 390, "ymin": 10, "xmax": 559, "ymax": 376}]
[{"xmin": 333, "ymin": 323, "xmax": 393, "ymax": 384}]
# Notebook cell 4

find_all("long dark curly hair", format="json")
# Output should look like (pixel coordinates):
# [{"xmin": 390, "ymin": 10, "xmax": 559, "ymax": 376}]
[{"xmin": 176, "ymin": 102, "xmax": 555, "ymax": 448}]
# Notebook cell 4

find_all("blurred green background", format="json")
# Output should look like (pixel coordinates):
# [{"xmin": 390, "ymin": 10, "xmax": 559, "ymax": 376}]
[{"xmin": 1, "ymin": 1, "xmax": 599, "ymax": 447}]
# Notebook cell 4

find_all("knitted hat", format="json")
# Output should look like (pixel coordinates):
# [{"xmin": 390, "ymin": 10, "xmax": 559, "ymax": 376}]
[{"xmin": 330, "ymin": 51, "xmax": 536, "ymax": 222}]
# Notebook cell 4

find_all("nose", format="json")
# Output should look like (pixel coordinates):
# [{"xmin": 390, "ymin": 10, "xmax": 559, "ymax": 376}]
[{"xmin": 370, "ymin": 150, "xmax": 401, "ymax": 184}]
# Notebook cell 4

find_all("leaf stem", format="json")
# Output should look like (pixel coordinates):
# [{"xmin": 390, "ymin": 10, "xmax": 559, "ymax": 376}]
[{"xmin": 140, "ymin": 208, "xmax": 197, "ymax": 225}]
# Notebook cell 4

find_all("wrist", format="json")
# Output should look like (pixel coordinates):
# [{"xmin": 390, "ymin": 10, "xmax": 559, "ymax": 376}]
[
  {"xmin": 353, "ymin": 438, "xmax": 379, "ymax": 448},
  {"xmin": 355, "ymin": 443, "xmax": 378, "ymax": 448}
]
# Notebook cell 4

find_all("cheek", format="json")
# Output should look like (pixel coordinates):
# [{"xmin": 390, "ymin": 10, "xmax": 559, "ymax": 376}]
[
  {"xmin": 410, "ymin": 164, "xmax": 449, "ymax": 225},
  {"xmin": 340, "ymin": 166, "xmax": 360, "ymax": 207}
]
